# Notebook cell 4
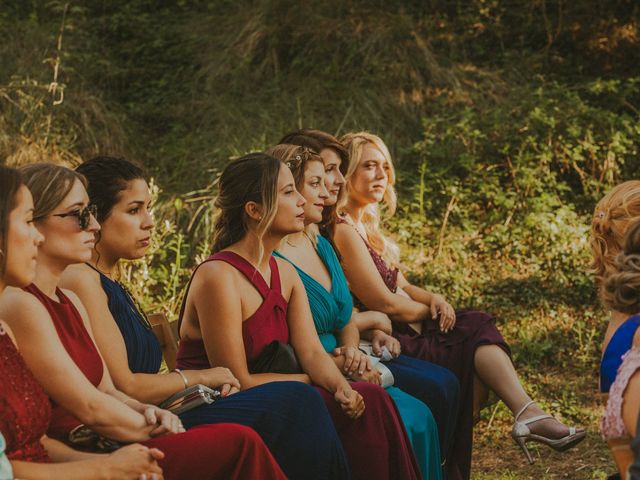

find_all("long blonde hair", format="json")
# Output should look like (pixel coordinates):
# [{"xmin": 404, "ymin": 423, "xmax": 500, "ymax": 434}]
[
  {"xmin": 339, "ymin": 132, "xmax": 400, "ymax": 266},
  {"xmin": 590, "ymin": 180, "xmax": 640, "ymax": 296}
]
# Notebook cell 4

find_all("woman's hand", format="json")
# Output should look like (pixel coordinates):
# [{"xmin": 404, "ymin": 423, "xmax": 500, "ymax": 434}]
[
  {"xmin": 332, "ymin": 345, "xmax": 372, "ymax": 376},
  {"xmin": 101, "ymin": 444, "xmax": 164, "ymax": 480},
  {"xmin": 430, "ymin": 294, "xmax": 456, "ymax": 333},
  {"xmin": 334, "ymin": 385, "xmax": 365, "ymax": 419},
  {"xmin": 369, "ymin": 330, "xmax": 401, "ymax": 358},
  {"xmin": 194, "ymin": 367, "xmax": 241, "ymax": 397},
  {"xmin": 140, "ymin": 406, "xmax": 185, "ymax": 437}
]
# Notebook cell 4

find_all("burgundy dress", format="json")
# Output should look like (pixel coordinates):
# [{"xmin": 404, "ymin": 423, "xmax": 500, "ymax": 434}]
[
  {"xmin": 340, "ymin": 221, "xmax": 511, "ymax": 480},
  {"xmin": 177, "ymin": 251, "xmax": 421, "ymax": 480},
  {"xmin": 0, "ymin": 325, "xmax": 51, "ymax": 464},
  {"xmin": 23, "ymin": 283, "xmax": 286, "ymax": 480}
]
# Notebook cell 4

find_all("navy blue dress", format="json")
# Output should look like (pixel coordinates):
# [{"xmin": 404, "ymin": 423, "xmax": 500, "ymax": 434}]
[{"xmin": 98, "ymin": 272, "xmax": 350, "ymax": 480}]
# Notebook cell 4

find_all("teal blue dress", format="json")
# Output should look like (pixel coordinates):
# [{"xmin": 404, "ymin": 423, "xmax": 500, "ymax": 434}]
[{"xmin": 276, "ymin": 236, "xmax": 442, "ymax": 479}]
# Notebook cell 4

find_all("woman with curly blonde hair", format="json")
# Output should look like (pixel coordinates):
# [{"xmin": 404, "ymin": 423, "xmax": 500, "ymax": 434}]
[{"xmin": 329, "ymin": 131, "xmax": 585, "ymax": 477}]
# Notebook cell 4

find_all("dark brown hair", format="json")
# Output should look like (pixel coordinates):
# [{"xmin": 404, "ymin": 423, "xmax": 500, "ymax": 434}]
[
  {"xmin": 0, "ymin": 165, "xmax": 24, "ymax": 276},
  {"xmin": 212, "ymin": 153, "xmax": 282, "ymax": 262},
  {"xmin": 76, "ymin": 156, "xmax": 145, "ymax": 223}
]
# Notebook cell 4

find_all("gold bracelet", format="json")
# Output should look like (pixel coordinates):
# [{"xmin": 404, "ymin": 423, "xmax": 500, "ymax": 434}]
[{"xmin": 172, "ymin": 368, "xmax": 189, "ymax": 389}]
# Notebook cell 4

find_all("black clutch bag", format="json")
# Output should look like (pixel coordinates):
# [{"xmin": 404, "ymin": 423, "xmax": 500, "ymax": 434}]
[{"xmin": 249, "ymin": 340, "xmax": 303, "ymax": 374}]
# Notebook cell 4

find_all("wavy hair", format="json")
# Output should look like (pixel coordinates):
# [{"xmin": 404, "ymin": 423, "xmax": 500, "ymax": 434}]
[
  {"xmin": 338, "ymin": 132, "xmax": 399, "ymax": 267},
  {"xmin": 602, "ymin": 219, "xmax": 640, "ymax": 314},
  {"xmin": 590, "ymin": 181, "xmax": 640, "ymax": 295}
]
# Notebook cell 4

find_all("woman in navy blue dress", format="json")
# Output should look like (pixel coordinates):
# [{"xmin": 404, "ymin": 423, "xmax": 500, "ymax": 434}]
[{"xmin": 60, "ymin": 156, "xmax": 350, "ymax": 480}]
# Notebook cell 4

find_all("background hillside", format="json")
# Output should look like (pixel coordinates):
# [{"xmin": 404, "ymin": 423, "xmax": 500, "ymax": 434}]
[{"xmin": 2, "ymin": 1, "xmax": 639, "ymax": 477}]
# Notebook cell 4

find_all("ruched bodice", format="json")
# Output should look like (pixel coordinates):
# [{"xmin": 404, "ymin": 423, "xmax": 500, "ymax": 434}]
[{"xmin": 275, "ymin": 235, "xmax": 352, "ymax": 352}]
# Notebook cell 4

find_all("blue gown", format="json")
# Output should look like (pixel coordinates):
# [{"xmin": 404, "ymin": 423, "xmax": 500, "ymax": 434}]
[
  {"xmin": 276, "ymin": 236, "xmax": 457, "ymax": 479},
  {"xmin": 98, "ymin": 272, "xmax": 350, "ymax": 480},
  {"xmin": 601, "ymin": 315, "xmax": 640, "ymax": 392}
]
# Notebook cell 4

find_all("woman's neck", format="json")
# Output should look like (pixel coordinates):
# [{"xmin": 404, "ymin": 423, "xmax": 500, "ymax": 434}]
[
  {"xmin": 231, "ymin": 232, "xmax": 280, "ymax": 272},
  {"xmin": 343, "ymin": 198, "xmax": 366, "ymax": 224},
  {"xmin": 33, "ymin": 256, "xmax": 68, "ymax": 299},
  {"xmin": 88, "ymin": 249, "xmax": 118, "ymax": 278}
]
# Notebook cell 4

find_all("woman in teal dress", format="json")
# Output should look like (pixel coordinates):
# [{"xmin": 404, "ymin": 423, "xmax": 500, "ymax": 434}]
[{"xmin": 270, "ymin": 144, "xmax": 442, "ymax": 479}]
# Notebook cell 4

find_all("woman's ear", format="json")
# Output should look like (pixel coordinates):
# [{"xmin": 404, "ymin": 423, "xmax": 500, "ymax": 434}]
[{"xmin": 244, "ymin": 201, "xmax": 263, "ymax": 221}]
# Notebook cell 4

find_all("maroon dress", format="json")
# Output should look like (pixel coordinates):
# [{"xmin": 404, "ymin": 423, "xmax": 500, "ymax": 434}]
[
  {"xmin": 340, "ymin": 221, "xmax": 511, "ymax": 480},
  {"xmin": 177, "ymin": 251, "xmax": 421, "ymax": 480},
  {"xmin": 22, "ymin": 283, "xmax": 286, "ymax": 480},
  {"xmin": 0, "ymin": 325, "xmax": 51, "ymax": 464}
]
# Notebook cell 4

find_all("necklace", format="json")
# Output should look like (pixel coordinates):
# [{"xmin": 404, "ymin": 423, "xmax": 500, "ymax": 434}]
[
  {"xmin": 285, "ymin": 231, "xmax": 315, "ymax": 248},
  {"xmin": 85, "ymin": 262, "xmax": 152, "ymax": 331}
]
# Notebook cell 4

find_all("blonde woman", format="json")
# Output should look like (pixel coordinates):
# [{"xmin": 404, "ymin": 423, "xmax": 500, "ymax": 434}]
[{"xmin": 329, "ymin": 131, "xmax": 585, "ymax": 475}]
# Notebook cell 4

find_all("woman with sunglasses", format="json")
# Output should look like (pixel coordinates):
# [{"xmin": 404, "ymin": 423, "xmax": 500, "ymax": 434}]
[
  {"xmin": 177, "ymin": 152, "xmax": 421, "ymax": 480},
  {"xmin": 60, "ymin": 156, "xmax": 350, "ymax": 480},
  {"xmin": 0, "ymin": 163, "xmax": 287, "ymax": 480},
  {"xmin": 0, "ymin": 164, "xmax": 165, "ymax": 479}
]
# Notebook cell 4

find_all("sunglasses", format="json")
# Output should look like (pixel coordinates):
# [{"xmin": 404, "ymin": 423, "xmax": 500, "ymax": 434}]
[{"xmin": 51, "ymin": 204, "xmax": 98, "ymax": 230}]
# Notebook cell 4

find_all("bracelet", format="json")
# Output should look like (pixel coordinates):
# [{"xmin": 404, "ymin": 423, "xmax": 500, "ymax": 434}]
[{"xmin": 172, "ymin": 368, "xmax": 189, "ymax": 389}]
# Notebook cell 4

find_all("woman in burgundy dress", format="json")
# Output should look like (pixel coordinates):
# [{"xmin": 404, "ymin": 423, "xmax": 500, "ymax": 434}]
[
  {"xmin": 0, "ymin": 164, "xmax": 164, "ymax": 479},
  {"xmin": 177, "ymin": 152, "xmax": 421, "ymax": 480},
  {"xmin": 0, "ymin": 163, "xmax": 287, "ymax": 480},
  {"xmin": 329, "ymin": 131, "xmax": 585, "ymax": 477}
]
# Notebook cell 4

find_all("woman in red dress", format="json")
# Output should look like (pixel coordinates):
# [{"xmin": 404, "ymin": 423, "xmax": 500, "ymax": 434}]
[
  {"xmin": 177, "ymin": 152, "xmax": 421, "ymax": 480},
  {"xmin": 0, "ymin": 163, "xmax": 286, "ymax": 480}
]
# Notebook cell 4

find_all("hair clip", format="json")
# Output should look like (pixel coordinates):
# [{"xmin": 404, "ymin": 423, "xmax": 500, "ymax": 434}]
[
  {"xmin": 295, "ymin": 154, "xmax": 303, "ymax": 161},
  {"xmin": 597, "ymin": 211, "xmax": 606, "ymax": 219},
  {"xmin": 286, "ymin": 161, "xmax": 294, "ymax": 168}
]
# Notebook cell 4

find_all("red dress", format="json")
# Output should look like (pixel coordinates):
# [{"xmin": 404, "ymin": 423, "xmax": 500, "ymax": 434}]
[
  {"xmin": 22, "ymin": 283, "xmax": 286, "ymax": 480},
  {"xmin": 0, "ymin": 325, "xmax": 51, "ymax": 463},
  {"xmin": 178, "ymin": 251, "xmax": 421, "ymax": 480}
]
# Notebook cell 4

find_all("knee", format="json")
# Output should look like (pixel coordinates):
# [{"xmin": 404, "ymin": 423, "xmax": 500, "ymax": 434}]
[{"xmin": 217, "ymin": 423, "xmax": 263, "ymax": 447}]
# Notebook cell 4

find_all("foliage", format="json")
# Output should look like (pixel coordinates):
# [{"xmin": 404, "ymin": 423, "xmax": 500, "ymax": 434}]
[{"xmin": 1, "ymin": 1, "xmax": 638, "ymax": 475}]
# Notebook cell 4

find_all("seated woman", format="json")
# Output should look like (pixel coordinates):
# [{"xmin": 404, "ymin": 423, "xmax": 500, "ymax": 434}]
[
  {"xmin": 176, "ymin": 152, "xmax": 421, "ymax": 480},
  {"xmin": 0, "ymin": 164, "xmax": 164, "ymax": 480},
  {"xmin": 59, "ymin": 156, "xmax": 350, "ymax": 480},
  {"xmin": 268, "ymin": 143, "xmax": 444, "ymax": 479},
  {"xmin": 591, "ymin": 181, "xmax": 640, "ymax": 393},
  {"xmin": 0, "ymin": 163, "xmax": 287, "ymax": 480},
  {"xmin": 329, "ymin": 131, "xmax": 585, "ymax": 474},
  {"xmin": 279, "ymin": 129, "xmax": 461, "ymax": 476},
  {"xmin": 590, "ymin": 182, "xmax": 640, "ymax": 477}
]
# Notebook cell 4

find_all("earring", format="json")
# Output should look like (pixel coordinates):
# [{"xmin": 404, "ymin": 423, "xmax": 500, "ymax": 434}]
[{"xmin": 0, "ymin": 248, "xmax": 4, "ymax": 258}]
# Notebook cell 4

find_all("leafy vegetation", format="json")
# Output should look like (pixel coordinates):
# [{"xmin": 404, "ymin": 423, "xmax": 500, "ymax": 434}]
[{"xmin": 2, "ymin": 1, "xmax": 639, "ymax": 476}]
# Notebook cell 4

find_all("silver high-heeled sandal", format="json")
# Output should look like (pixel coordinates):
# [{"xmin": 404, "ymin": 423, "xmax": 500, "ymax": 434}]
[{"xmin": 511, "ymin": 400, "xmax": 587, "ymax": 464}]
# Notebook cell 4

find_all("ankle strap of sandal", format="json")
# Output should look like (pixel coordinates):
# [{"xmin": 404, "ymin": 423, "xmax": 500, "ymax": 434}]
[{"xmin": 514, "ymin": 400, "xmax": 536, "ymax": 421}]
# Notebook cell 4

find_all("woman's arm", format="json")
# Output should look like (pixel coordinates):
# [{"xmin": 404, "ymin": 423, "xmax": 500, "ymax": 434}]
[
  {"xmin": 12, "ymin": 442, "xmax": 164, "ymax": 480},
  {"xmin": 333, "ymin": 224, "xmax": 429, "ymax": 322},
  {"xmin": 189, "ymin": 261, "xmax": 310, "ymax": 390},
  {"xmin": 61, "ymin": 266, "xmax": 191, "ymax": 404},
  {"xmin": 0, "ymin": 289, "xmax": 160, "ymax": 442},
  {"xmin": 351, "ymin": 310, "xmax": 393, "ymax": 334}
]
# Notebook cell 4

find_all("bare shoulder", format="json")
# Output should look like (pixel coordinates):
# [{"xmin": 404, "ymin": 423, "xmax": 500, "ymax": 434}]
[
  {"xmin": 274, "ymin": 256, "xmax": 299, "ymax": 298},
  {"xmin": 60, "ymin": 264, "xmax": 102, "ymax": 295},
  {"xmin": 0, "ymin": 286, "xmax": 46, "ymax": 316},
  {"xmin": 333, "ymin": 222, "xmax": 363, "ymax": 245},
  {"xmin": 193, "ymin": 258, "xmax": 237, "ymax": 286}
]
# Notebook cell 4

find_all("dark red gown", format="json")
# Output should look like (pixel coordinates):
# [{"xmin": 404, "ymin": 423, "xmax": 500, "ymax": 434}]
[
  {"xmin": 340, "ymin": 220, "xmax": 511, "ymax": 480},
  {"xmin": 178, "ymin": 251, "xmax": 422, "ymax": 480},
  {"xmin": 21, "ymin": 283, "xmax": 286, "ymax": 480}
]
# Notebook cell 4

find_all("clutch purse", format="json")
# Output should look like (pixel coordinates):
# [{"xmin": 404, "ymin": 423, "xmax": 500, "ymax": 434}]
[
  {"xmin": 68, "ymin": 424, "xmax": 121, "ymax": 453},
  {"xmin": 159, "ymin": 384, "xmax": 221, "ymax": 415},
  {"xmin": 249, "ymin": 340, "xmax": 303, "ymax": 374},
  {"xmin": 358, "ymin": 340, "xmax": 395, "ymax": 388}
]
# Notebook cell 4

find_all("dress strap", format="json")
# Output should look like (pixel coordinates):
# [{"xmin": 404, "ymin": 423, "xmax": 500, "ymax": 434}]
[{"xmin": 212, "ymin": 251, "xmax": 277, "ymax": 299}]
